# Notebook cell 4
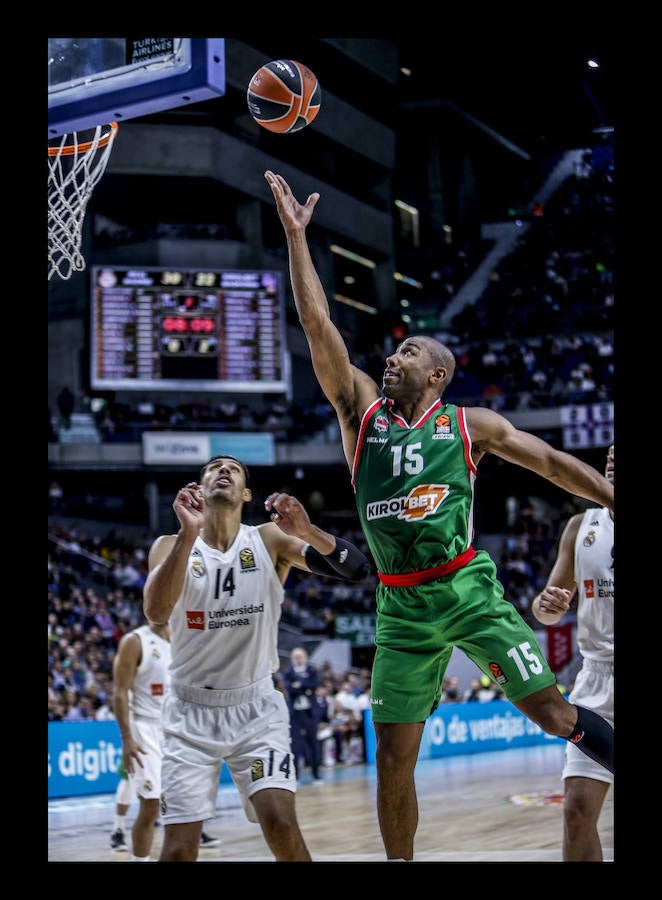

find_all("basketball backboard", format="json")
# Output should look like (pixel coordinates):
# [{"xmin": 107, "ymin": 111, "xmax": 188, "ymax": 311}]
[{"xmin": 48, "ymin": 38, "xmax": 226, "ymax": 138}]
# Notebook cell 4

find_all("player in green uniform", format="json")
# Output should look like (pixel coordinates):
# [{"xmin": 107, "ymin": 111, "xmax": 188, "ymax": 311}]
[{"xmin": 265, "ymin": 170, "xmax": 614, "ymax": 861}]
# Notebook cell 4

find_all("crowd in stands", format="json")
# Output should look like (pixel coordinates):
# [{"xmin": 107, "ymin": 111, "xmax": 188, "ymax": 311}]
[
  {"xmin": 443, "ymin": 150, "xmax": 614, "ymax": 410},
  {"xmin": 450, "ymin": 154, "xmax": 614, "ymax": 344}
]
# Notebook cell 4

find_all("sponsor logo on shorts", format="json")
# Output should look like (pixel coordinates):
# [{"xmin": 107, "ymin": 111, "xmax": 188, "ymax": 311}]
[
  {"xmin": 489, "ymin": 662, "xmax": 508, "ymax": 685},
  {"xmin": 160, "ymin": 793, "xmax": 167, "ymax": 815},
  {"xmin": 251, "ymin": 758, "xmax": 265, "ymax": 782},
  {"xmin": 186, "ymin": 610, "xmax": 205, "ymax": 630},
  {"xmin": 239, "ymin": 548, "xmax": 257, "ymax": 570}
]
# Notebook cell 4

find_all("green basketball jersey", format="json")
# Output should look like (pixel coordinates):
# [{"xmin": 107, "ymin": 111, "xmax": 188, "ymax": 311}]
[{"xmin": 352, "ymin": 398, "xmax": 475, "ymax": 576}]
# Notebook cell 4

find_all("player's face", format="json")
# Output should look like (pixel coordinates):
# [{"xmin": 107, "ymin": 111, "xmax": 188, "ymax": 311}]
[
  {"xmin": 382, "ymin": 339, "xmax": 434, "ymax": 399},
  {"xmin": 201, "ymin": 458, "xmax": 249, "ymax": 502}
]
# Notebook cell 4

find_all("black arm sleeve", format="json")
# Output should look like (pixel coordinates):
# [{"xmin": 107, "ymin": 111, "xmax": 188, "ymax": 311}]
[{"xmin": 303, "ymin": 537, "xmax": 371, "ymax": 583}]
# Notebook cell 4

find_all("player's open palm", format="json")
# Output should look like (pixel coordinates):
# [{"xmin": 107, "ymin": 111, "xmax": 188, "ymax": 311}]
[{"xmin": 265, "ymin": 170, "xmax": 319, "ymax": 232}]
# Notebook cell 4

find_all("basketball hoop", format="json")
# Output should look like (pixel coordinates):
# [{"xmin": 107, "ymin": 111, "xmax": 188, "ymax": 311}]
[{"xmin": 48, "ymin": 122, "xmax": 118, "ymax": 281}]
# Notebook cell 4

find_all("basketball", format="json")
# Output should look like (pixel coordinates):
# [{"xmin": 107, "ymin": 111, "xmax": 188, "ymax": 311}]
[{"xmin": 247, "ymin": 60, "xmax": 321, "ymax": 134}]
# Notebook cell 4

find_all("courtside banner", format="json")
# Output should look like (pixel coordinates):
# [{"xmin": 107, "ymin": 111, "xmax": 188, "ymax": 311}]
[
  {"xmin": 363, "ymin": 701, "xmax": 563, "ymax": 764},
  {"xmin": 546, "ymin": 622, "xmax": 574, "ymax": 672},
  {"xmin": 142, "ymin": 432, "xmax": 275, "ymax": 465},
  {"xmin": 48, "ymin": 721, "xmax": 234, "ymax": 798},
  {"xmin": 334, "ymin": 613, "xmax": 377, "ymax": 647}
]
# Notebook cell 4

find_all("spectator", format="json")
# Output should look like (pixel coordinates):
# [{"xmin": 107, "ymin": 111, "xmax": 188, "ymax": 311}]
[
  {"xmin": 94, "ymin": 685, "xmax": 116, "ymax": 721},
  {"xmin": 63, "ymin": 691, "xmax": 95, "ymax": 721},
  {"xmin": 282, "ymin": 647, "xmax": 323, "ymax": 784},
  {"xmin": 476, "ymin": 675, "xmax": 504, "ymax": 702},
  {"xmin": 441, "ymin": 675, "xmax": 461, "ymax": 702},
  {"xmin": 49, "ymin": 481, "xmax": 65, "ymax": 513},
  {"xmin": 57, "ymin": 385, "xmax": 75, "ymax": 431},
  {"xmin": 463, "ymin": 678, "xmax": 483, "ymax": 702},
  {"xmin": 330, "ymin": 678, "xmax": 364, "ymax": 764},
  {"xmin": 313, "ymin": 684, "xmax": 335, "ymax": 765},
  {"xmin": 94, "ymin": 599, "xmax": 117, "ymax": 644}
]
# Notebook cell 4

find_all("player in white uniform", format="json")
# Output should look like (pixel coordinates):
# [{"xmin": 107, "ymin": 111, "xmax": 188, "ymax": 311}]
[
  {"xmin": 110, "ymin": 628, "xmax": 220, "ymax": 855},
  {"xmin": 143, "ymin": 455, "xmax": 370, "ymax": 862},
  {"xmin": 112, "ymin": 620, "xmax": 171, "ymax": 860},
  {"xmin": 532, "ymin": 443, "xmax": 614, "ymax": 861}
]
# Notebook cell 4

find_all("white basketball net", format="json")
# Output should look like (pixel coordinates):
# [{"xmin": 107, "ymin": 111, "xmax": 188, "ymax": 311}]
[{"xmin": 48, "ymin": 123, "xmax": 118, "ymax": 281}]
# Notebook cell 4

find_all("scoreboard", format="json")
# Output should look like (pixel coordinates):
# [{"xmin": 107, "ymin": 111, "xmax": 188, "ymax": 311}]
[{"xmin": 90, "ymin": 266, "xmax": 289, "ymax": 392}]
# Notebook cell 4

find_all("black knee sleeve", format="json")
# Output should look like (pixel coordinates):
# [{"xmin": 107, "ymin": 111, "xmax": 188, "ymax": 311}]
[{"xmin": 567, "ymin": 705, "xmax": 614, "ymax": 774}]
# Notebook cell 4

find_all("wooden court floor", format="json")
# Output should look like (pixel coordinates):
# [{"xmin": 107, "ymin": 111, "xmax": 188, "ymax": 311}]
[{"xmin": 48, "ymin": 745, "xmax": 613, "ymax": 864}]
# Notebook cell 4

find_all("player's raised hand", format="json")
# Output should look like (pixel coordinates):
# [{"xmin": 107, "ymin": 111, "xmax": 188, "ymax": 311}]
[
  {"xmin": 265, "ymin": 170, "xmax": 319, "ymax": 231},
  {"xmin": 173, "ymin": 482, "xmax": 205, "ymax": 533},
  {"xmin": 264, "ymin": 491, "xmax": 312, "ymax": 536}
]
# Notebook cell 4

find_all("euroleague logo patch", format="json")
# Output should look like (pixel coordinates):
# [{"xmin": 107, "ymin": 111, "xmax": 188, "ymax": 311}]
[
  {"xmin": 433, "ymin": 413, "xmax": 454, "ymax": 440},
  {"xmin": 251, "ymin": 758, "xmax": 265, "ymax": 782},
  {"xmin": 489, "ymin": 662, "xmax": 508, "ymax": 685},
  {"xmin": 239, "ymin": 548, "xmax": 257, "ymax": 570}
]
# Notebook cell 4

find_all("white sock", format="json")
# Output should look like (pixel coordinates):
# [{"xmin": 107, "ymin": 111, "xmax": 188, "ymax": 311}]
[
  {"xmin": 130, "ymin": 855, "xmax": 151, "ymax": 862},
  {"xmin": 114, "ymin": 814, "xmax": 126, "ymax": 831}
]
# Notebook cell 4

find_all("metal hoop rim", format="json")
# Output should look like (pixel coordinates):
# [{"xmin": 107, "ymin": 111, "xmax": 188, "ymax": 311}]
[{"xmin": 47, "ymin": 122, "xmax": 119, "ymax": 158}]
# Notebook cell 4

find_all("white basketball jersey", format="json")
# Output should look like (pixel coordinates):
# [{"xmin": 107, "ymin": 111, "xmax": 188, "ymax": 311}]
[
  {"xmin": 169, "ymin": 525, "xmax": 284, "ymax": 690},
  {"xmin": 130, "ymin": 624, "xmax": 172, "ymax": 719},
  {"xmin": 574, "ymin": 506, "xmax": 614, "ymax": 663}
]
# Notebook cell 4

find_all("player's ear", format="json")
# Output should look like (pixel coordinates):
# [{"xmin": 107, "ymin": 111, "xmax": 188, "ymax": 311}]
[{"xmin": 242, "ymin": 487, "xmax": 253, "ymax": 501}]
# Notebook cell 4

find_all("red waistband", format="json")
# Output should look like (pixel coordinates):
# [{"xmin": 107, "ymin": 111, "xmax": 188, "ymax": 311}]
[{"xmin": 377, "ymin": 546, "xmax": 476, "ymax": 587}]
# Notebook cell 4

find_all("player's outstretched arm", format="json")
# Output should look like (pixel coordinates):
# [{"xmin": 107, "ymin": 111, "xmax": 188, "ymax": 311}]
[{"xmin": 265, "ymin": 170, "xmax": 380, "ymax": 462}]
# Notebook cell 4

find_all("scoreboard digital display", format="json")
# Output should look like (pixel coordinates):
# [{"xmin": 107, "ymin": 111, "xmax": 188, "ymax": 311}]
[{"xmin": 90, "ymin": 266, "xmax": 289, "ymax": 392}]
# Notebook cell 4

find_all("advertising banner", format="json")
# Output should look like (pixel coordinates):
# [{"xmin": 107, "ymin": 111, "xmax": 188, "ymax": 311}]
[
  {"xmin": 142, "ymin": 432, "xmax": 275, "ymax": 465},
  {"xmin": 334, "ymin": 613, "xmax": 377, "ymax": 647},
  {"xmin": 363, "ymin": 700, "xmax": 563, "ymax": 764},
  {"xmin": 546, "ymin": 622, "xmax": 574, "ymax": 672},
  {"xmin": 48, "ymin": 721, "xmax": 233, "ymax": 798}
]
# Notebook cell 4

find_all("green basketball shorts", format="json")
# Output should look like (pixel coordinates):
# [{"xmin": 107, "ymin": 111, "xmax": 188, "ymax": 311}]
[{"xmin": 370, "ymin": 550, "xmax": 557, "ymax": 723}]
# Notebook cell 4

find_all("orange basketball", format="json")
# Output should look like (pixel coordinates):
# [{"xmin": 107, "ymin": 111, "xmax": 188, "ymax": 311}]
[{"xmin": 247, "ymin": 60, "xmax": 321, "ymax": 134}]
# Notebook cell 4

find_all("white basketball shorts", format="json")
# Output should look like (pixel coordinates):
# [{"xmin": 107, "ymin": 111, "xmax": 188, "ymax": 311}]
[{"xmin": 160, "ymin": 678, "xmax": 297, "ymax": 824}]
